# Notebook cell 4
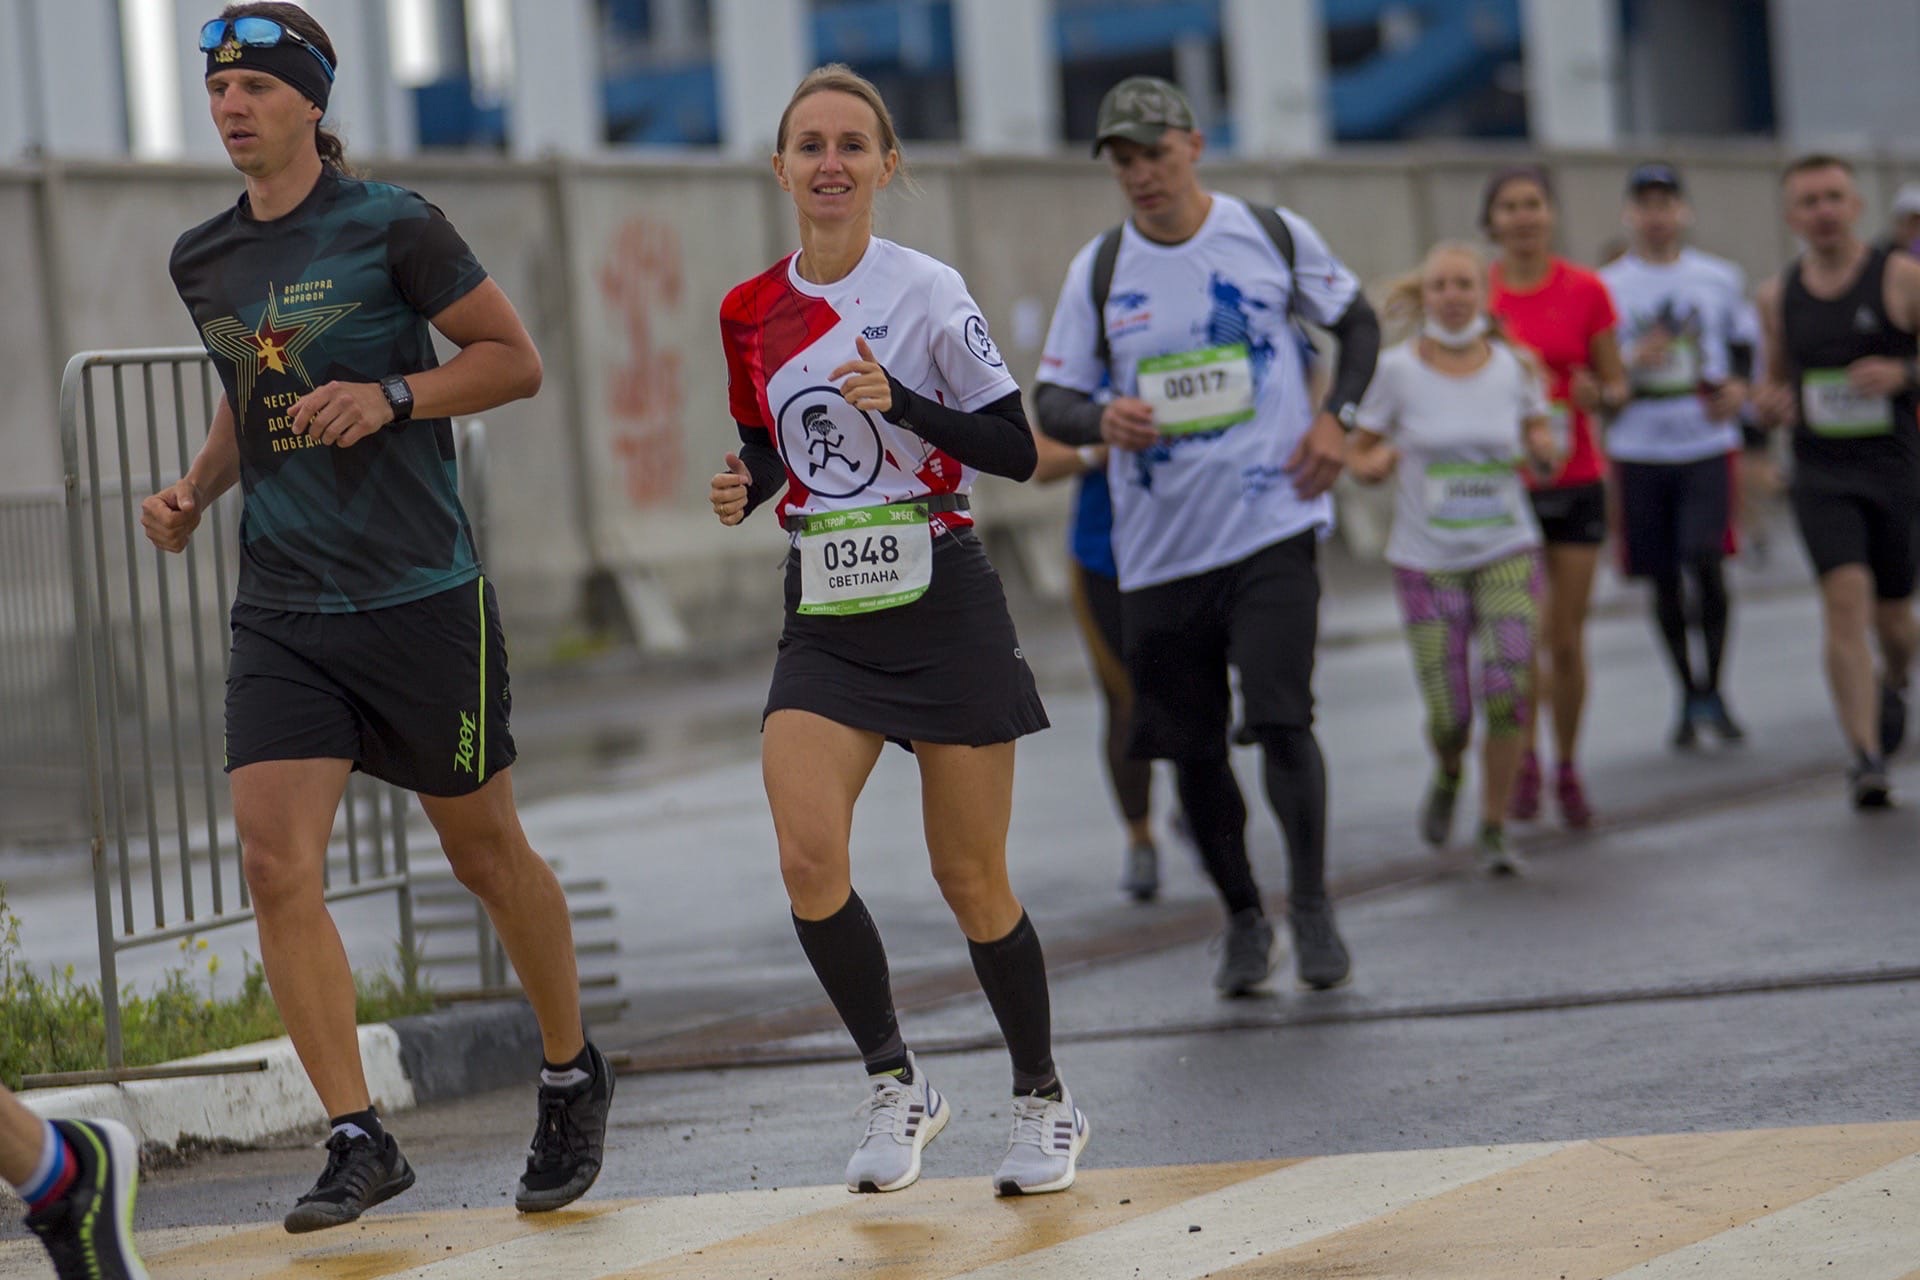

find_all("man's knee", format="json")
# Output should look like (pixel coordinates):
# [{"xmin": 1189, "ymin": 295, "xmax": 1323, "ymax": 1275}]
[{"xmin": 1251, "ymin": 725, "xmax": 1320, "ymax": 773}]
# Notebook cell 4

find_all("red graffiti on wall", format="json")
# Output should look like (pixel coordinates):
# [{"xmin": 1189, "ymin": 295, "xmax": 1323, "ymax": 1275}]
[{"xmin": 599, "ymin": 218, "xmax": 686, "ymax": 507}]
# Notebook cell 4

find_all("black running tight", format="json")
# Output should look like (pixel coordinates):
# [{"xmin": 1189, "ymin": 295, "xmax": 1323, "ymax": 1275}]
[
  {"xmin": 1173, "ymin": 726, "xmax": 1329, "ymax": 919},
  {"xmin": 1651, "ymin": 557, "xmax": 1730, "ymax": 695}
]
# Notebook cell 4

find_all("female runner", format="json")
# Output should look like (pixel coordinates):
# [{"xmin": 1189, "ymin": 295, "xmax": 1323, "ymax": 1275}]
[
  {"xmin": 1483, "ymin": 166, "xmax": 1628, "ymax": 826},
  {"xmin": 710, "ymin": 64, "xmax": 1088, "ymax": 1197}
]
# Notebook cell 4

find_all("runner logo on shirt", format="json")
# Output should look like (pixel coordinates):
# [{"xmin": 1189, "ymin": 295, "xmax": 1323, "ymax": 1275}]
[
  {"xmin": 964, "ymin": 315, "xmax": 1005, "ymax": 367},
  {"xmin": 777, "ymin": 387, "xmax": 884, "ymax": 499}
]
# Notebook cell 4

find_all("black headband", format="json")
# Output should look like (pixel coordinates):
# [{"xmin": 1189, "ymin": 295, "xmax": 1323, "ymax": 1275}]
[{"xmin": 206, "ymin": 38, "xmax": 332, "ymax": 112}]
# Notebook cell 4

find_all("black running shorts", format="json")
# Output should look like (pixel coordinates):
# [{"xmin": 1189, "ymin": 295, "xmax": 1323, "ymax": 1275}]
[
  {"xmin": 1616, "ymin": 454, "xmax": 1732, "ymax": 579},
  {"xmin": 1528, "ymin": 481, "xmax": 1609, "ymax": 547},
  {"xmin": 1121, "ymin": 530, "xmax": 1319, "ymax": 761},
  {"xmin": 225, "ymin": 576, "xmax": 516, "ymax": 795},
  {"xmin": 1790, "ymin": 466, "xmax": 1920, "ymax": 600}
]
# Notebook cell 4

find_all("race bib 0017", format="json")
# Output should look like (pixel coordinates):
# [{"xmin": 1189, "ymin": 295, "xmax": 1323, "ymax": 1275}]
[
  {"xmin": 1802, "ymin": 369, "xmax": 1892, "ymax": 437},
  {"xmin": 1137, "ymin": 344, "xmax": 1256, "ymax": 436},
  {"xmin": 797, "ymin": 503, "xmax": 934, "ymax": 616},
  {"xmin": 1424, "ymin": 461, "xmax": 1521, "ymax": 530}
]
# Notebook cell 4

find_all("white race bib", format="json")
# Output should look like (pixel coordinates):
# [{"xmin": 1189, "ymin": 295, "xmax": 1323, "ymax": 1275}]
[
  {"xmin": 1137, "ymin": 344, "xmax": 1257, "ymax": 436},
  {"xmin": 1633, "ymin": 337, "xmax": 1700, "ymax": 396},
  {"xmin": 797, "ymin": 504, "xmax": 933, "ymax": 616},
  {"xmin": 1802, "ymin": 369, "xmax": 1892, "ymax": 437},
  {"xmin": 1424, "ymin": 461, "xmax": 1521, "ymax": 530}
]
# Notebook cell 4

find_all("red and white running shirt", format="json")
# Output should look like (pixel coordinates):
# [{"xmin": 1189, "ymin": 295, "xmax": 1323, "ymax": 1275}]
[{"xmin": 721, "ymin": 237, "xmax": 1019, "ymax": 536}]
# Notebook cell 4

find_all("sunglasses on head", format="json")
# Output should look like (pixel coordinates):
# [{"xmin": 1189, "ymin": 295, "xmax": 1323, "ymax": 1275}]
[{"xmin": 198, "ymin": 16, "xmax": 336, "ymax": 82}]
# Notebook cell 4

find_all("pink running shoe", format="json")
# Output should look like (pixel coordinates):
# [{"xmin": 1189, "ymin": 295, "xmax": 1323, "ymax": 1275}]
[
  {"xmin": 1509, "ymin": 750, "xmax": 1541, "ymax": 821},
  {"xmin": 1556, "ymin": 763, "xmax": 1593, "ymax": 829}
]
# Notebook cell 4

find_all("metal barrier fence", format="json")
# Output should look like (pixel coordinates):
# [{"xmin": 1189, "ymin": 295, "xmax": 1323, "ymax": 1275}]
[
  {"xmin": 0, "ymin": 488, "xmax": 83, "ymax": 840},
  {"xmin": 58, "ymin": 348, "xmax": 435, "ymax": 1073}
]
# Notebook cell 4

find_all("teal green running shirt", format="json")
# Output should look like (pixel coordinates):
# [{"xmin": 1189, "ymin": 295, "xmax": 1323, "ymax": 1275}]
[{"xmin": 170, "ymin": 169, "xmax": 488, "ymax": 613}]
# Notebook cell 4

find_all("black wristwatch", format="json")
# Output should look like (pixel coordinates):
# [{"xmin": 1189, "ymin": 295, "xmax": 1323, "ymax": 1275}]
[{"xmin": 379, "ymin": 374, "xmax": 414, "ymax": 423}]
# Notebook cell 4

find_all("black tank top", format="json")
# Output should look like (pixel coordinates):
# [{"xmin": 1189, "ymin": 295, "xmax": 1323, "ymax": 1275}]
[{"xmin": 1781, "ymin": 245, "xmax": 1920, "ymax": 475}]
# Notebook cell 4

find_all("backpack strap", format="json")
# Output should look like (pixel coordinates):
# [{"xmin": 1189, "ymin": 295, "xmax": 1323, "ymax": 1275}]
[
  {"xmin": 1089, "ymin": 200, "xmax": 1301, "ymax": 373},
  {"xmin": 1089, "ymin": 224, "xmax": 1124, "ymax": 371}
]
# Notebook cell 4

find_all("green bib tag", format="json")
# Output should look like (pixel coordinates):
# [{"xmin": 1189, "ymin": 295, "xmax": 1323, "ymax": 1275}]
[
  {"xmin": 797, "ymin": 503, "xmax": 934, "ymax": 616},
  {"xmin": 1137, "ymin": 344, "xmax": 1257, "ymax": 436}
]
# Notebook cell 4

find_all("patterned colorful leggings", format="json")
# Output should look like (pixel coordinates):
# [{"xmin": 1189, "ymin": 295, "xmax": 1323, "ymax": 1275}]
[{"xmin": 1393, "ymin": 551, "xmax": 1543, "ymax": 750}]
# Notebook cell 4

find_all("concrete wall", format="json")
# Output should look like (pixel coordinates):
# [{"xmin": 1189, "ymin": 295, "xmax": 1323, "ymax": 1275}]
[{"xmin": 8, "ymin": 147, "xmax": 1920, "ymax": 653}]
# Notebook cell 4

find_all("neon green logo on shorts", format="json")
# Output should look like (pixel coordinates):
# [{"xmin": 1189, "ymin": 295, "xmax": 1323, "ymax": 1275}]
[{"xmin": 453, "ymin": 710, "xmax": 478, "ymax": 774}]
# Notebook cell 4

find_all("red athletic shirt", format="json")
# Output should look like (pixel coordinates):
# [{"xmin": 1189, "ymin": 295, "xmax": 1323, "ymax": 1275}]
[{"xmin": 1489, "ymin": 257, "xmax": 1618, "ymax": 489}]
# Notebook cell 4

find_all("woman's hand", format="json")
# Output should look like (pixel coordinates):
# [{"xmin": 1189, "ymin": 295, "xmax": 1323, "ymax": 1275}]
[
  {"xmin": 710, "ymin": 452, "xmax": 752, "ymax": 526},
  {"xmin": 1346, "ymin": 433, "xmax": 1398, "ymax": 485},
  {"xmin": 831, "ymin": 336, "xmax": 893, "ymax": 416},
  {"xmin": 1523, "ymin": 417, "xmax": 1560, "ymax": 477}
]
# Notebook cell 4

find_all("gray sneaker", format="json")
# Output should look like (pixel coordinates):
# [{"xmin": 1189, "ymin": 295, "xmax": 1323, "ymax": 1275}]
[
  {"xmin": 1420, "ymin": 772, "xmax": 1460, "ymax": 848},
  {"xmin": 844, "ymin": 1053, "xmax": 948, "ymax": 1193},
  {"xmin": 1289, "ymin": 899, "xmax": 1352, "ymax": 990},
  {"xmin": 1120, "ymin": 839, "xmax": 1160, "ymax": 902},
  {"xmin": 1214, "ymin": 908, "xmax": 1275, "ymax": 996},
  {"xmin": 992, "ymin": 1088, "xmax": 1089, "ymax": 1196}
]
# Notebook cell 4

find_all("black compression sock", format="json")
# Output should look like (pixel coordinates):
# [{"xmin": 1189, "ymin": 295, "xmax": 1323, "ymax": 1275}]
[
  {"xmin": 793, "ymin": 890, "xmax": 909, "ymax": 1077},
  {"xmin": 329, "ymin": 1107, "xmax": 382, "ymax": 1143},
  {"xmin": 967, "ymin": 912, "xmax": 1057, "ymax": 1096}
]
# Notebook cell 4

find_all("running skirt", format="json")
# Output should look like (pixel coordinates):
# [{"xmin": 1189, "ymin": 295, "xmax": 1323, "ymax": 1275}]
[{"xmin": 766, "ymin": 530, "xmax": 1050, "ymax": 749}]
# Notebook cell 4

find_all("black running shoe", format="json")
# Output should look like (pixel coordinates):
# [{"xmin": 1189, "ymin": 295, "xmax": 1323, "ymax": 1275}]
[
  {"xmin": 1880, "ymin": 684, "xmax": 1908, "ymax": 758},
  {"xmin": 1700, "ymin": 692, "xmax": 1746, "ymax": 744},
  {"xmin": 516, "ymin": 1042, "xmax": 615, "ymax": 1212},
  {"xmin": 1213, "ymin": 908, "xmax": 1275, "ymax": 997},
  {"xmin": 1670, "ymin": 697, "xmax": 1699, "ymax": 750},
  {"xmin": 1290, "ymin": 899, "xmax": 1352, "ymax": 991},
  {"xmin": 25, "ymin": 1119, "xmax": 149, "ymax": 1280},
  {"xmin": 1851, "ymin": 755, "xmax": 1893, "ymax": 810},
  {"xmin": 284, "ymin": 1128, "xmax": 415, "ymax": 1234}
]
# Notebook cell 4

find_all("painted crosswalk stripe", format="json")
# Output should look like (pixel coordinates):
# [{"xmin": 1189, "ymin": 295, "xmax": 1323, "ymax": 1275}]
[
  {"xmin": 4, "ymin": 1122, "xmax": 1920, "ymax": 1279},
  {"xmin": 945, "ymin": 1141, "xmax": 1566, "ymax": 1280},
  {"xmin": 1606, "ymin": 1151, "xmax": 1920, "ymax": 1280}
]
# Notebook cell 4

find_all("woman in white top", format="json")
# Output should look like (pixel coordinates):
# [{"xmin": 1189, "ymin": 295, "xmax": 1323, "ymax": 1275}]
[
  {"xmin": 1350, "ymin": 242, "xmax": 1558, "ymax": 873},
  {"xmin": 707, "ymin": 65, "xmax": 1086, "ymax": 1198}
]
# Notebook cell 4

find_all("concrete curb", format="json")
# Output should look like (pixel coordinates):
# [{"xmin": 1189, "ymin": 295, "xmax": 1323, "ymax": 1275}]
[{"xmin": 17, "ymin": 1000, "xmax": 538, "ymax": 1150}]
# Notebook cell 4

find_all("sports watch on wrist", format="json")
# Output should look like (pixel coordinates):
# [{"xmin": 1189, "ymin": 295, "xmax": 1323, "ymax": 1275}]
[
  {"xmin": 1332, "ymin": 402, "xmax": 1360, "ymax": 431},
  {"xmin": 379, "ymin": 374, "xmax": 414, "ymax": 423}
]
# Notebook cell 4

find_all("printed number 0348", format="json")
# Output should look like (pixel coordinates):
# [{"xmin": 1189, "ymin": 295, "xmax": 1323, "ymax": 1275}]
[{"xmin": 821, "ymin": 534, "xmax": 902, "ymax": 572}]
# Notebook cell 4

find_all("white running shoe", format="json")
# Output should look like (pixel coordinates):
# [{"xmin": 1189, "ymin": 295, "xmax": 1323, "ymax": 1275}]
[
  {"xmin": 992, "ymin": 1087, "xmax": 1089, "ymax": 1196},
  {"xmin": 844, "ymin": 1052, "xmax": 948, "ymax": 1193}
]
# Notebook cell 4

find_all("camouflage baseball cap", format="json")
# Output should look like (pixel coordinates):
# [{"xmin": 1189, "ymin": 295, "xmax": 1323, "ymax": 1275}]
[{"xmin": 1093, "ymin": 76, "xmax": 1196, "ymax": 157}]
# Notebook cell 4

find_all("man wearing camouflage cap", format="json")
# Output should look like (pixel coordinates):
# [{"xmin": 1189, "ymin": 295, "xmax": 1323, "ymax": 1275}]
[{"xmin": 1035, "ymin": 76, "xmax": 1381, "ymax": 997}]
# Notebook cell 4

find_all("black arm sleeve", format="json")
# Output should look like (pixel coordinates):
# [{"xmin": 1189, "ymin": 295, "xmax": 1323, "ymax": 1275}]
[
  {"xmin": 1032, "ymin": 382, "xmax": 1106, "ymax": 447},
  {"xmin": 1728, "ymin": 341, "xmax": 1755, "ymax": 381},
  {"xmin": 1321, "ymin": 292, "xmax": 1382, "ymax": 416},
  {"xmin": 882, "ymin": 378, "xmax": 1037, "ymax": 482},
  {"xmin": 735, "ymin": 430, "xmax": 788, "ymax": 518}
]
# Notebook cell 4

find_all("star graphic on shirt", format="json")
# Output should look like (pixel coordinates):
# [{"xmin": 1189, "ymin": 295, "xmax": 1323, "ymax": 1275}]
[{"xmin": 199, "ymin": 285, "xmax": 360, "ymax": 417}]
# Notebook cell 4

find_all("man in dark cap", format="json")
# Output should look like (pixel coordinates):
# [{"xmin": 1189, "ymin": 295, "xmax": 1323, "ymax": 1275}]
[{"xmin": 1035, "ymin": 76, "xmax": 1381, "ymax": 997}]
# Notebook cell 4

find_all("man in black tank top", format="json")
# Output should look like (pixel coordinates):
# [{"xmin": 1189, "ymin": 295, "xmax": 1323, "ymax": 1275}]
[{"xmin": 1756, "ymin": 154, "xmax": 1920, "ymax": 809}]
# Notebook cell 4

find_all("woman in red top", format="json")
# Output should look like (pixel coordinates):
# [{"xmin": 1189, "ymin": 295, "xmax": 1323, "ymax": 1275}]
[{"xmin": 1484, "ymin": 166, "xmax": 1629, "ymax": 826}]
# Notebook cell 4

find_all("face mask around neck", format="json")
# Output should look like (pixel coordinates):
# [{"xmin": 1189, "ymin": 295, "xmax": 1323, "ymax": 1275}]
[{"xmin": 1423, "ymin": 313, "xmax": 1489, "ymax": 349}]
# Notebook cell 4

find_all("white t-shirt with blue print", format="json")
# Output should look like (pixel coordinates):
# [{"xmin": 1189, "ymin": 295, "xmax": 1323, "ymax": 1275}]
[{"xmin": 1039, "ymin": 195, "xmax": 1362, "ymax": 591}]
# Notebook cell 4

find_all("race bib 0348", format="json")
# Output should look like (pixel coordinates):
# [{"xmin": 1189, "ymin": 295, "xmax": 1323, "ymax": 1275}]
[{"xmin": 797, "ymin": 503, "xmax": 934, "ymax": 616}]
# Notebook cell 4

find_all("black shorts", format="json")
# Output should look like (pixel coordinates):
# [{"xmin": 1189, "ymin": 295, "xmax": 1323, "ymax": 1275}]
[
  {"xmin": 1616, "ymin": 454, "xmax": 1732, "ymax": 579},
  {"xmin": 1528, "ymin": 481, "xmax": 1609, "ymax": 546},
  {"xmin": 1121, "ymin": 531, "xmax": 1319, "ymax": 761},
  {"xmin": 226, "ymin": 576, "xmax": 515, "ymax": 796},
  {"xmin": 1740, "ymin": 422, "xmax": 1769, "ymax": 453},
  {"xmin": 1790, "ymin": 467, "xmax": 1920, "ymax": 600},
  {"xmin": 766, "ymin": 529, "xmax": 1049, "ymax": 748}
]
